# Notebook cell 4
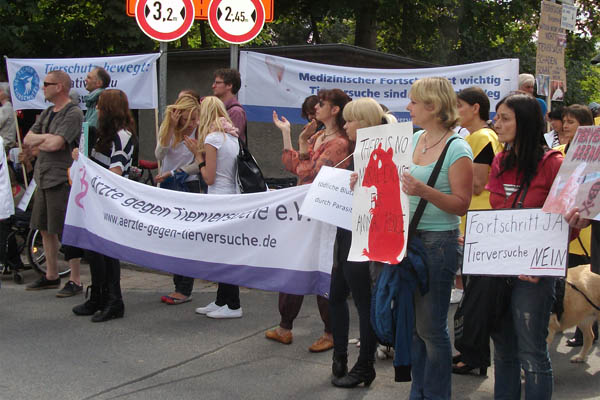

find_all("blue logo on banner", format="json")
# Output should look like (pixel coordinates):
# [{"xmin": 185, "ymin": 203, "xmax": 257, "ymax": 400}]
[{"xmin": 13, "ymin": 66, "xmax": 40, "ymax": 101}]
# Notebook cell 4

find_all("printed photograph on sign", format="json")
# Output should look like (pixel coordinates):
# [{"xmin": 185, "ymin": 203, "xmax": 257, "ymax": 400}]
[
  {"xmin": 536, "ymin": 74, "xmax": 550, "ymax": 96},
  {"xmin": 348, "ymin": 122, "xmax": 412, "ymax": 263},
  {"xmin": 543, "ymin": 125, "xmax": 600, "ymax": 221},
  {"xmin": 551, "ymin": 80, "xmax": 565, "ymax": 101},
  {"xmin": 463, "ymin": 209, "xmax": 569, "ymax": 277}
]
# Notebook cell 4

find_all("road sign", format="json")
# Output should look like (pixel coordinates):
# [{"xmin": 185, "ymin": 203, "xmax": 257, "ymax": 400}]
[
  {"xmin": 135, "ymin": 0, "xmax": 195, "ymax": 42},
  {"xmin": 127, "ymin": 0, "xmax": 274, "ymax": 23},
  {"xmin": 208, "ymin": 0, "xmax": 265, "ymax": 44}
]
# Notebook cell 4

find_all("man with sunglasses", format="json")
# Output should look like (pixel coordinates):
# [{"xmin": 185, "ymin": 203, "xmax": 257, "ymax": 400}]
[
  {"xmin": 23, "ymin": 70, "xmax": 83, "ymax": 291},
  {"xmin": 212, "ymin": 68, "xmax": 247, "ymax": 143}
]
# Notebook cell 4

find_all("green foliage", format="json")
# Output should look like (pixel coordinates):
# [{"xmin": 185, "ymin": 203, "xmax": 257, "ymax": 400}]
[{"xmin": 1, "ymin": 0, "xmax": 598, "ymax": 103}]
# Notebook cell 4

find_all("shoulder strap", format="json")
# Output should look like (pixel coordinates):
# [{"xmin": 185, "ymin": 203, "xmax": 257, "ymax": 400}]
[
  {"xmin": 409, "ymin": 137, "xmax": 459, "ymax": 235},
  {"xmin": 510, "ymin": 182, "xmax": 529, "ymax": 209}
]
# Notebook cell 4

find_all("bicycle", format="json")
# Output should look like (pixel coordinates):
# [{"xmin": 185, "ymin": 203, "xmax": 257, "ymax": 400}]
[{"xmin": 130, "ymin": 159, "xmax": 158, "ymax": 186}]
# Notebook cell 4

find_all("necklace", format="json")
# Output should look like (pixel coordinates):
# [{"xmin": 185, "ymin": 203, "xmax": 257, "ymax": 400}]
[
  {"xmin": 422, "ymin": 130, "xmax": 449, "ymax": 154},
  {"xmin": 322, "ymin": 129, "xmax": 338, "ymax": 140}
]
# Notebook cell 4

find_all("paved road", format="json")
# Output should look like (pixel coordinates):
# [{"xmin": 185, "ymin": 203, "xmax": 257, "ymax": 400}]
[{"xmin": 1, "ymin": 267, "xmax": 599, "ymax": 400}]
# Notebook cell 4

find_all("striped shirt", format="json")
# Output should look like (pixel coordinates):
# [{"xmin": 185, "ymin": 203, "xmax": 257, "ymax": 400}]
[{"xmin": 90, "ymin": 129, "xmax": 134, "ymax": 177}]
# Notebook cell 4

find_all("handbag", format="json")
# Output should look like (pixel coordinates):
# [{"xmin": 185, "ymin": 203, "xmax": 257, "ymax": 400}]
[
  {"xmin": 236, "ymin": 138, "xmax": 267, "ymax": 193},
  {"xmin": 453, "ymin": 178, "xmax": 530, "ymax": 368}
]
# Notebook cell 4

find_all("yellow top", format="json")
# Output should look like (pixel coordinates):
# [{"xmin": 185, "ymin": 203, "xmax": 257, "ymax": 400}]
[{"xmin": 460, "ymin": 128, "xmax": 503, "ymax": 234}]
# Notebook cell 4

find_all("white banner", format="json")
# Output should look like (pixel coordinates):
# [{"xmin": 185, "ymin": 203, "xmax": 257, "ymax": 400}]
[
  {"xmin": 299, "ymin": 166, "xmax": 353, "ymax": 230},
  {"xmin": 63, "ymin": 155, "xmax": 336, "ymax": 296},
  {"xmin": 349, "ymin": 122, "xmax": 413, "ymax": 263},
  {"xmin": 0, "ymin": 137, "xmax": 14, "ymax": 219},
  {"xmin": 6, "ymin": 53, "xmax": 160, "ymax": 110},
  {"xmin": 239, "ymin": 51, "xmax": 519, "ymax": 124},
  {"xmin": 463, "ymin": 209, "xmax": 569, "ymax": 277}
]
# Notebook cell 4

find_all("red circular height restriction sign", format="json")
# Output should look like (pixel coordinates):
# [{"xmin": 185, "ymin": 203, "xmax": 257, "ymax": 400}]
[
  {"xmin": 208, "ymin": 0, "xmax": 265, "ymax": 44},
  {"xmin": 135, "ymin": 0, "xmax": 195, "ymax": 42}
]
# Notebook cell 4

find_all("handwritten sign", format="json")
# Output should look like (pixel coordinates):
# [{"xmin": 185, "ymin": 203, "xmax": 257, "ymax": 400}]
[
  {"xmin": 299, "ymin": 166, "xmax": 353, "ymax": 230},
  {"xmin": 544, "ymin": 125, "xmax": 600, "ymax": 221},
  {"xmin": 463, "ymin": 209, "xmax": 569, "ymax": 277},
  {"xmin": 561, "ymin": 4, "xmax": 577, "ymax": 31},
  {"xmin": 348, "ymin": 122, "xmax": 412, "ymax": 263},
  {"xmin": 536, "ymin": 1, "xmax": 567, "ymax": 89}
]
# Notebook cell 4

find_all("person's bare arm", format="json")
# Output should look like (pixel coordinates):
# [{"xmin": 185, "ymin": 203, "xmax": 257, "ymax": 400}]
[{"xmin": 472, "ymin": 163, "xmax": 489, "ymax": 195}]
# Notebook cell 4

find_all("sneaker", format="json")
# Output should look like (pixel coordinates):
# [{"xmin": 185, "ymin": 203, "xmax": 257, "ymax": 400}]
[
  {"xmin": 206, "ymin": 305, "xmax": 243, "ymax": 319},
  {"xmin": 195, "ymin": 301, "xmax": 221, "ymax": 315},
  {"xmin": 26, "ymin": 275, "xmax": 61, "ymax": 290},
  {"xmin": 56, "ymin": 281, "xmax": 83, "ymax": 298},
  {"xmin": 450, "ymin": 288, "xmax": 464, "ymax": 304}
]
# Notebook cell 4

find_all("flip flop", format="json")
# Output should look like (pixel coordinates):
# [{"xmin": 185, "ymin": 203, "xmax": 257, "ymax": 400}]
[{"xmin": 164, "ymin": 295, "xmax": 192, "ymax": 305}]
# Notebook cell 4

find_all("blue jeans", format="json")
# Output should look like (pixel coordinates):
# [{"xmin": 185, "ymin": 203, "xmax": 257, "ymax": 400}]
[
  {"xmin": 491, "ymin": 277, "xmax": 555, "ymax": 400},
  {"xmin": 410, "ymin": 230, "xmax": 458, "ymax": 400}
]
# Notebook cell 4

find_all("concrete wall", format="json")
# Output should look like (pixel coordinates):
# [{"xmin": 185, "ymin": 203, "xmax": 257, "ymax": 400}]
[{"xmin": 138, "ymin": 44, "xmax": 436, "ymax": 179}]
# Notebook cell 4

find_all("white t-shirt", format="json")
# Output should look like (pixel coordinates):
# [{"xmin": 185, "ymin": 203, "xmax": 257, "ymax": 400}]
[
  {"xmin": 156, "ymin": 129, "xmax": 198, "ymax": 182},
  {"xmin": 204, "ymin": 131, "xmax": 240, "ymax": 195}
]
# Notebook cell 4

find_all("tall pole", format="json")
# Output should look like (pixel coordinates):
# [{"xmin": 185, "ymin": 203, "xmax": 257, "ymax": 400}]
[
  {"xmin": 230, "ymin": 44, "xmax": 239, "ymax": 69},
  {"xmin": 159, "ymin": 41, "xmax": 168, "ymax": 123}
]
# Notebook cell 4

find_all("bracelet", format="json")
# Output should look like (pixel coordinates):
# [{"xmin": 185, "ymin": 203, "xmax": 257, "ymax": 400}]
[{"xmin": 198, "ymin": 161, "xmax": 206, "ymax": 170}]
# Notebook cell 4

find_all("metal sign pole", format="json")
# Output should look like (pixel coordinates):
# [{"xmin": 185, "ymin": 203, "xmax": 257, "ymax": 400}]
[
  {"xmin": 230, "ymin": 44, "xmax": 239, "ymax": 69},
  {"xmin": 158, "ymin": 41, "xmax": 168, "ymax": 123}
]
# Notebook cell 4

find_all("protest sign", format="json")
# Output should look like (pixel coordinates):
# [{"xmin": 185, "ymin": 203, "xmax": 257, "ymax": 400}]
[
  {"xmin": 536, "ymin": 1, "xmax": 567, "ymax": 91},
  {"xmin": 0, "ymin": 137, "xmax": 14, "ymax": 219},
  {"xmin": 348, "ymin": 122, "xmax": 412, "ymax": 263},
  {"xmin": 299, "ymin": 166, "xmax": 353, "ymax": 230},
  {"xmin": 239, "ymin": 51, "xmax": 519, "ymax": 124},
  {"xmin": 63, "ymin": 155, "xmax": 337, "ymax": 296},
  {"xmin": 463, "ymin": 209, "xmax": 569, "ymax": 277},
  {"xmin": 6, "ymin": 53, "xmax": 160, "ymax": 110},
  {"xmin": 543, "ymin": 125, "xmax": 600, "ymax": 221}
]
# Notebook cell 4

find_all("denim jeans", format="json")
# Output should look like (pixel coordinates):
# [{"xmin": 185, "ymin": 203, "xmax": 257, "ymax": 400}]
[
  {"xmin": 410, "ymin": 229, "xmax": 458, "ymax": 400},
  {"xmin": 491, "ymin": 277, "xmax": 555, "ymax": 400}
]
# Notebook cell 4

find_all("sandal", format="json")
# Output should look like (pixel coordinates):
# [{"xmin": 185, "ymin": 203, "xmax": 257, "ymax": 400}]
[{"xmin": 164, "ymin": 295, "xmax": 193, "ymax": 305}]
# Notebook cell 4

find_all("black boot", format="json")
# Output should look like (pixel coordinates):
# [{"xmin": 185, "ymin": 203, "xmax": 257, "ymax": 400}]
[
  {"xmin": 92, "ymin": 283, "xmax": 124, "ymax": 322},
  {"xmin": 72, "ymin": 286, "xmax": 104, "ymax": 316},
  {"xmin": 332, "ymin": 358, "xmax": 376, "ymax": 388},
  {"xmin": 332, "ymin": 353, "xmax": 348, "ymax": 378}
]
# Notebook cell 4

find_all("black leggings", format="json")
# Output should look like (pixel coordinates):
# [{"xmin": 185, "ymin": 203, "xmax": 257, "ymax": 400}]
[{"xmin": 329, "ymin": 228, "xmax": 376, "ymax": 361}]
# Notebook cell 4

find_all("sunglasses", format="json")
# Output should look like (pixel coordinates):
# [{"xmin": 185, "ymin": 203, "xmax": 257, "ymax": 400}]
[{"xmin": 43, "ymin": 82, "xmax": 59, "ymax": 87}]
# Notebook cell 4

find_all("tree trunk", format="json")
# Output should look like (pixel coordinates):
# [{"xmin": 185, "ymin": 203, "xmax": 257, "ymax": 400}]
[
  {"xmin": 309, "ymin": 13, "xmax": 320, "ymax": 44},
  {"xmin": 354, "ymin": 0, "xmax": 379, "ymax": 49},
  {"xmin": 199, "ymin": 20, "xmax": 208, "ymax": 48}
]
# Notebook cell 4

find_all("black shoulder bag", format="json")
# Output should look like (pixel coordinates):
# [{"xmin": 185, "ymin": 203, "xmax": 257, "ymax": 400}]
[{"xmin": 236, "ymin": 138, "xmax": 267, "ymax": 193}]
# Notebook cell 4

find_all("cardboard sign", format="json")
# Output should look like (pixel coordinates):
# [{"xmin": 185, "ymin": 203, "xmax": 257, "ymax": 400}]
[
  {"xmin": 463, "ymin": 209, "xmax": 569, "ymax": 277},
  {"xmin": 543, "ymin": 125, "xmax": 600, "ymax": 221},
  {"xmin": 536, "ymin": 1, "xmax": 567, "ymax": 90},
  {"xmin": 299, "ymin": 166, "xmax": 353, "ymax": 230},
  {"xmin": 348, "ymin": 122, "xmax": 413, "ymax": 263}
]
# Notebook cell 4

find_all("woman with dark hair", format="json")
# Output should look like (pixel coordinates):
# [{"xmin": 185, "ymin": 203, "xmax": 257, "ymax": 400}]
[
  {"xmin": 402, "ymin": 77, "xmax": 474, "ymax": 399},
  {"xmin": 268, "ymin": 88, "xmax": 352, "ymax": 352},
  {"xmin": 556, "ymin": 104, "xmax": 596, "ymax": 347},
  {"xmin": 72, "ymin": 89, "xmax": 136, "ymax": 322},
  {"xmin": 301, "ymin": 95, "xmax": 319, "ymax": 122},
  {"xmin": 486, "ymin": 94, "xmax": 563, "ymax": 399},
  {"xmin": 452, "ymin": 87, "xmax": 502, "ymax": 375},
  {"xmin": 544, "ymin": 105, "xmax": 565, "ymax": 148}
]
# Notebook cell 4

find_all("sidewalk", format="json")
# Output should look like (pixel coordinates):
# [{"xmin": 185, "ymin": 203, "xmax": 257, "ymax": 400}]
[{"xmin": 1, "ymin": 265, "xmax": 599, "ymax": 400}]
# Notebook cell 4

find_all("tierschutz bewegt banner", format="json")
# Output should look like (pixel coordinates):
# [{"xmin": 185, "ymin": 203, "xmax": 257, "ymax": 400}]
[
  {"xmin": 63, "ymin": 155, "xmax": 337, "ymax": 296},
  {"xmin": 6, "ymin": 53, "xmax": 160, "ymax": 110},
  {"xmin": 238, "ymin": 51, "xmax": 519, "ymax": 124}
]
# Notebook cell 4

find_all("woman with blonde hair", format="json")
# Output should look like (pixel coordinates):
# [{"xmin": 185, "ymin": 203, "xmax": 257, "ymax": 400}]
[
  {"xmin": 185, "ymin": 96, "xmax": 243, "ymax": 319},
  {"xmin": 330, "ymin": 98, "xmax": 397, "ymax": 388},
  {"xmin": 402, "ymin": 77, "xmax": 473, "ymax": 399},
  {"xmin": 155, "ymin": 94, "xmax": 202, "ymax": 305}
]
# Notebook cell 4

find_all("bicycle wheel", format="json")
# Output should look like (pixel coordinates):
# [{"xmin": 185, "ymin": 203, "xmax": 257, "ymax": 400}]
[{"xmin": 26, "ymin": 229, "xmax": 71, "ymax": 277}]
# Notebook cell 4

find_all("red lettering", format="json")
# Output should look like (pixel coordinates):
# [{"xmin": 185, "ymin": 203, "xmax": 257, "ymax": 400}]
[
  {"xmin": 590, "ymin": 145, "xmax": 600, "ymax": 162},
  {"xmin": 582, "ymin": 145, "xmax": 592, "ymax": 160},
  {"xmin": 571, "ymin": 145, "xmax": 583, "ymax": 160}
]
